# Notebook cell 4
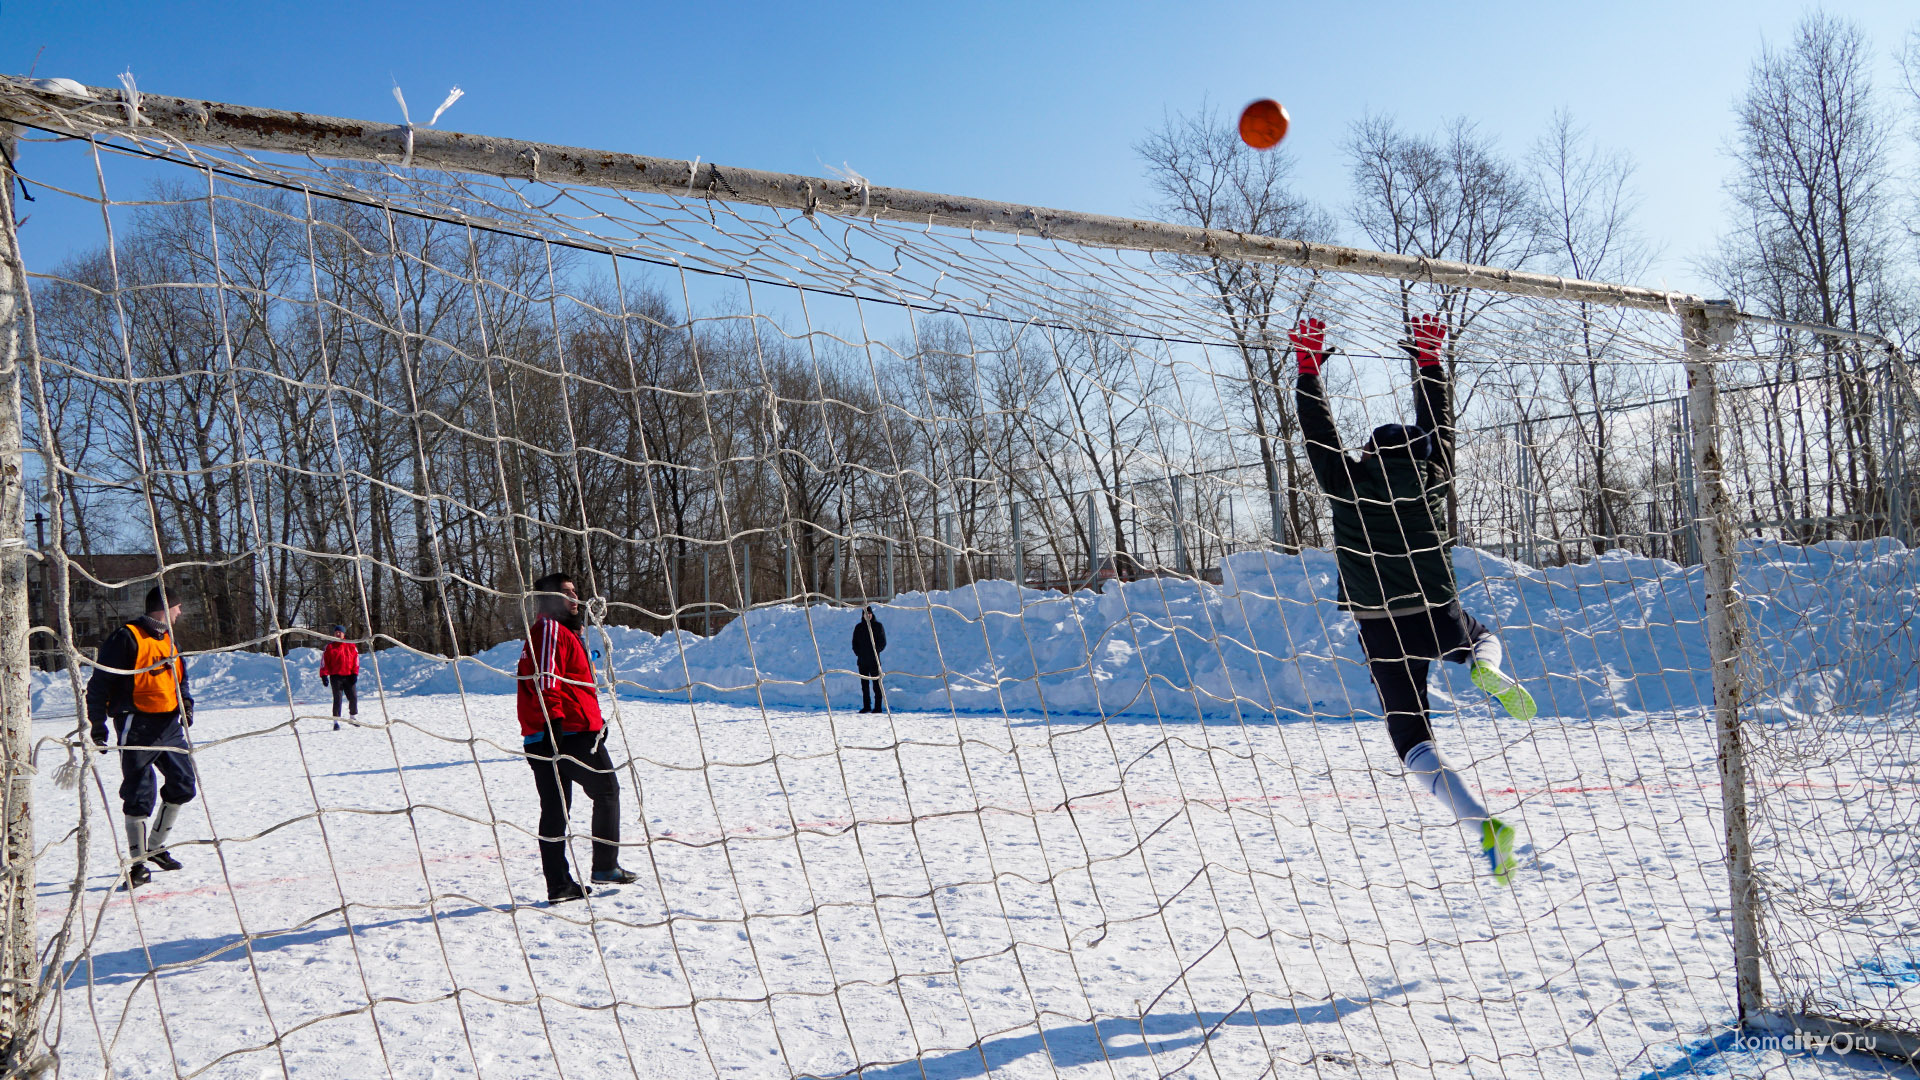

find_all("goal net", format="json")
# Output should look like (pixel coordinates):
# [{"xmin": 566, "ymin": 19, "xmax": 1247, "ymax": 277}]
[{"xmin": 1, "ymin": 78, "xmax": 1915, "ymax": 1079}]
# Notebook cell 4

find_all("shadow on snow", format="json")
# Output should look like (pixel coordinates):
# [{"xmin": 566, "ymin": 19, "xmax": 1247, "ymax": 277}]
[
  {"xmin": 808, "ymin": 985, "xmax": 1417, "ymax": 1080},
  {"xmin": 62, "ymin": 904, "xmax": 498, "ymax": 989}
]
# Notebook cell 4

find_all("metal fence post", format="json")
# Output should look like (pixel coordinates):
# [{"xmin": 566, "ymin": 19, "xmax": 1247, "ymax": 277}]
[
  {"xmin": 1171, "ymin": 475, "xmax": 1191, "ymax": 576},
  {"xmin": 1678, "ymin": 398, "xmax": 1700, "ymax": 565},
  {"xmin": 1086, "ymin": 491, "xmax": 1101, "ymax": 584},
  {"xmin": 1265, "ymin": 459, "xmax": 1288, "ymax": 549},
  {"xmin": 943, "ymin": 513, "xmax": 956, "ymax": 592},
  {"xmin": 1684, "ymin": 303, "xmax": 1763, "ymax": 1023},
  {"xmin": 930, "ymin": 505, "xmax": 941, "ymax": 591},
  {"xmin": 833, "ymin": 535, "xmax": 844, "ymax": 605},
  {"xmin": 740, "ymin": 541, "xmax": 751, "ymax": 611},
  {"xmin": 884, "ymin": 536, "xmax": 894, "ymax": 599},
  {"xmin": 0, "ymin": 122, "xmax": 42, "ymax": 1063},
  {"xmin": 1011, "ymin": 498, "xmax": 1024, "ymax": 587},
  {"xmin": 1882, "ymin": 359, "xmax": 1909, "ymax": 546},
  {"xmin": 1517, "ymin": 421, "xmax": 1537, "ymax": 567}
]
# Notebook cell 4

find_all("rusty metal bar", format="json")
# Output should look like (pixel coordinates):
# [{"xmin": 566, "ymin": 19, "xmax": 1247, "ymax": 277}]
[{"xmin": 0, "ymin": 76, "xmax": 1715, "ymax": 313}]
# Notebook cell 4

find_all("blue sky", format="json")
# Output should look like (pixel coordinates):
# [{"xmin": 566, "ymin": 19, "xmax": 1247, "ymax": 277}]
[{"xmin": 5, "ymin": 1, "xmax": 1916, "ymax": 294}]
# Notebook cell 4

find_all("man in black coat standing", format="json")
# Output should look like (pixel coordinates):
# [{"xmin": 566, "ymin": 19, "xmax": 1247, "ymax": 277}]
[{"xmin": 851, "ymin": 605, "xmax": 887, "ymax": 713}]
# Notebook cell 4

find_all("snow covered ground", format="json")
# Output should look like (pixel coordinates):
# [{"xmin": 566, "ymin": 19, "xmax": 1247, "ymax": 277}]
[{"xmin": 27, "ymin": 544, "xmax": 1920, "ymax": 1078}]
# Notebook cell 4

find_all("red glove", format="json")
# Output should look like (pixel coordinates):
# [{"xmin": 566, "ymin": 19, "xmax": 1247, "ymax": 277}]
[
  {"xmin": 1290, "ymin": 318, "xmax": 1329, "ymax": 377},
  {"xmin": 1408, "ymin": 313, "xmax": 1448, "ymax": 367}
]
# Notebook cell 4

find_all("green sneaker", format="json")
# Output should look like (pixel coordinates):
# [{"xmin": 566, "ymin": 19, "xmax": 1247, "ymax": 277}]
[
  {"xmin": 1481, "ymin": 818, "xmax": 1517, "ymax": 886},
  {"xmin": 1471, "ymin": 661, "xmax": 1536, "ymax": 721}
]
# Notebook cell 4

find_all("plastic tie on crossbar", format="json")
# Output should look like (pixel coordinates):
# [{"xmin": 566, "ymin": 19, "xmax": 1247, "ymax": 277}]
[
  {"xmin": 392, "ymin": 84, "xmax": 464, "ymax": 169},
  {"xmin": 116, "ymin": 70, "xmax": 141, "ymax": 127},
  {"xmin": 824, "ymin": 161, "xmax": 871, "ymax": 214}
]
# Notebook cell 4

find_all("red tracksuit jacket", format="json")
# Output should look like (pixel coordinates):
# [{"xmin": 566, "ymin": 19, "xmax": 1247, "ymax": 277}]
[
  {"xmin": 516, "ymin": 617, "xmax": 604, "ymax": 738},
  {"xmin": 320, "ymin": 641, "xmax": 360, "ymax": 678}
]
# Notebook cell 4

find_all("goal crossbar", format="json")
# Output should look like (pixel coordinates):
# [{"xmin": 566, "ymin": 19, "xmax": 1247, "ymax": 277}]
[{"xmin": 0, "ymin": 75, "xmax": 1716, "ymax": 314}]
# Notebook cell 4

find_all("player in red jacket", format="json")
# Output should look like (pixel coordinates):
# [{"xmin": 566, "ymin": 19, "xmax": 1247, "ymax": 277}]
[
  {"xmin": 518, "ymin": 571, "xmax": 634, "ymax": 903},
  {"xmin": 319, "ymin": 624, "xmax": 360, "ymax": 730}
]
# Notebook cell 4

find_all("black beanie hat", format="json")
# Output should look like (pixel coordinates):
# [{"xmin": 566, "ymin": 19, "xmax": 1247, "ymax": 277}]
[{"xmin": 1370, "ymin": 423, "xmax": 1434, "ymax": 461}]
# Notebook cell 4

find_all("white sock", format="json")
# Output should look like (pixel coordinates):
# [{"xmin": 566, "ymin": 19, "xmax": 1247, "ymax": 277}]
[
  {"xmin": 124, "ymin": 815, "xmax": 148, "ymax": 861},
  {"xmin": 147, "ymin": 801, "xmax": 185, "ymax": 853},
  {"xmin": 1470, "ymin": 632, "xmax": 1503, "ymax": 672},
  {"xmin": 1403, "ymin": 741, "xmax": 1490, "ymax": 827}
]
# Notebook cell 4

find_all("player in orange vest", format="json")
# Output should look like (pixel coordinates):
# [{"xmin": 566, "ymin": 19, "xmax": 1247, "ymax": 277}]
[{"xmin": 86, "ymin": 585, "xmax": 197, "ymax": 889}]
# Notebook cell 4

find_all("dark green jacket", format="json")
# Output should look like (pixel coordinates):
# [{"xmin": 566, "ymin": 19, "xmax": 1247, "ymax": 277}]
[{"xmin": 1297, "ymin": 365, "xmax": 1456, "ymax": 613}]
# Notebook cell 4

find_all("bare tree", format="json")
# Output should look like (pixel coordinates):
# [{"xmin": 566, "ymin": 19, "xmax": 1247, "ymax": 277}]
[
  {"xmin": 1709, "ymin": 12, "xmax": 1900, "ymax": 538},
  {"xmin": 1033, "ymin": 312, "xmax": 1170, "ymax": 576},
  {"xmin": 1346, "ymin": 114, "xmax": 1540, "ymax": 276},
  {"xmin": 1138, "ymin": 107, "xmax": 1337, "ymax": 548},
  {"xmin": 1345, "ymin": 113, "xmax": 1542, "ymax": 535},
  {"xmin": 1898, "ymin": 25, "xmax": 1920, "ymax": 359},
  {"xmin": 1529, "ymin": 111, "xmax": 1653, "ymax": 552},
  {"xmin": 1899, "ymin": 24, "xmax": 1920, "ymax": 246}
]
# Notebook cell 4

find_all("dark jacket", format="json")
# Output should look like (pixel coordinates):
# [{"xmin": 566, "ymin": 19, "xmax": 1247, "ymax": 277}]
[
  {"xmin": 1297, "ymin": 363, "xmax": 1457, "ymax": 613},
  {"xmin": 851, "ymin": 617, "xmax": 887, "ymax": 661},
  {"xmin": 86, "ymin": 615, "xmax": 195, "ymax": 745}
]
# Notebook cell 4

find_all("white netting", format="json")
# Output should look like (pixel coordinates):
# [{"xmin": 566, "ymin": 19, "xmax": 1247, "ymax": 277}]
[{"xmin": 2, "ymin": 91, "xmax": 1916, "ymax": 1079}]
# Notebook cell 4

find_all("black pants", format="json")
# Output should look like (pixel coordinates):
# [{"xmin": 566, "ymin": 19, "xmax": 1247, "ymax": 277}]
[
  {"xmin": 1355, "ymin": 602, "xmax": 1490, "ymax": 761},
  {"xmin": 115, "ymin": 712, "xmax": 197, "ymax": 818},
  {"xmin": 857, "ymin": 656, "xmax": 883, "ymax": 710},
  {"xmin": 525, "ymin": 729, "xmax": 621, "ymax": 893},
  {"xmin": 330, "ymin": 674, "xmax": 359, "ymax": 717}
]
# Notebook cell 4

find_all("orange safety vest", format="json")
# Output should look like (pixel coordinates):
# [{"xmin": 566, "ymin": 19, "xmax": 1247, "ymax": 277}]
[{"xmin": 127, "ymin": 622, "xmax": 185, "ymax": 715}]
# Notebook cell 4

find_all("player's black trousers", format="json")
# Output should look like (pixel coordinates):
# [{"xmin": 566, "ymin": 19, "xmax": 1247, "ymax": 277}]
[
  {"xmin": 330, "ymin": 674, "xmax": 359, "ymax": 717},
  {"xmin": 857, "ymin": 657, "xmax": 883, "ymax": 711},
  {"xmin": 525, "ymin": 730, "xmax": 621, "ymax": 893},
  {"xmin": 115, "ymin": 712, "xmax": 197, "ymax": 818},
  {"xmin": 1355, "ymin": 601, "xmax": 1491, "ymax": 761}
]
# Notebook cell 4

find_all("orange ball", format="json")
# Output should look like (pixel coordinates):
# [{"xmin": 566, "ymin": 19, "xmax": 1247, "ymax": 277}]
[{"xmin": 1239, "ymin": 99, "xmax": 1290, "ymax": 150}]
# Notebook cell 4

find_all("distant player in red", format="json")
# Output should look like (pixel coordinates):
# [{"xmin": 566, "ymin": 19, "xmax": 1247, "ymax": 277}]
[
  {"xmin": 319, "ymin": 624, "xmax": 360, "ymax": 731},
  {"xmin": 518, "ymin": 571, "xmax": 634, "ymax": 903}
]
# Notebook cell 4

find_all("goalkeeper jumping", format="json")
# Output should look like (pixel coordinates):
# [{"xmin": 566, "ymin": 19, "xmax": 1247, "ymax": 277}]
[{"xmin": 1292, "ymin": 314, "xmax": 1534, "ymax": 884}]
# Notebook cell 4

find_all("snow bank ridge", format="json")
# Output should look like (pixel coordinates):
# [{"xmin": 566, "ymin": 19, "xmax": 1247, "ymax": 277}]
[{"xmin": 33, "ymin": 542, "xmax": 1918, "ymax": 723}]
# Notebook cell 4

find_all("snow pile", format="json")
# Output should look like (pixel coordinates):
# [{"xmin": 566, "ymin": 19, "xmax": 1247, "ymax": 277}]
[{"xmin": 32, "ymin": 541, "xmax": 1919, "ymax": 721}]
